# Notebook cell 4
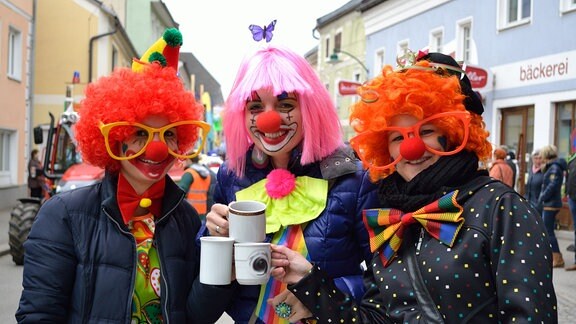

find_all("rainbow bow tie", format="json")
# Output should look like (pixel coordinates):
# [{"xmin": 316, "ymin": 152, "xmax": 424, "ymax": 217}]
[{"xmin": 363, "ymin": 190, "xmax": 464, "ymax": 267}]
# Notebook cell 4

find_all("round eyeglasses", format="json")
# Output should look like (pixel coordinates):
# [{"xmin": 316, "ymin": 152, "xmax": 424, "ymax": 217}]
[
  {"xmin": 99, "ymin": 120, "xmax": 211, "ymax": 161},
  {"xmin": 351, "ymin": 111, "xmax": 471, "ymax": 171}
]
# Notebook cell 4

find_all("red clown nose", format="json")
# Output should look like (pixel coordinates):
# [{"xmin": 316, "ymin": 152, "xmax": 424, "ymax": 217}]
[
  {"xmin": 143, "ymin": 141, "xmax": 169, "ymax": 161},
  {"xmin": 256, "ymin": 110, "xmax": 282, "ymax": 133},
  {"xmin": 399, "ymin": 137, "xmax": 426, "ymax": 161}
]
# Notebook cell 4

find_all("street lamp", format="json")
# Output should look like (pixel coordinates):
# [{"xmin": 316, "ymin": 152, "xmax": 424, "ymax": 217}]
[{"xmin": 329, "ymin": 48, "xmax": 369, "ymax": 74}]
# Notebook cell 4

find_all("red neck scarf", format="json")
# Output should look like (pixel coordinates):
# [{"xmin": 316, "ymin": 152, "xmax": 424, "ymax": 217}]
[{"xmin": 117, "ymin": 173, "xmax": 165, "ymax": 224}]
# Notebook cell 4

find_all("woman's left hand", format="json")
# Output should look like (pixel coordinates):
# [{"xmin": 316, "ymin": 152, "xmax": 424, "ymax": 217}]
[
  {"xmin": 270, "ymin": 244, "xmax": 313, "ymax": 284},
  {"xmin": 267, "ymin": 289, "xmax": 313, "ymax": 322}
]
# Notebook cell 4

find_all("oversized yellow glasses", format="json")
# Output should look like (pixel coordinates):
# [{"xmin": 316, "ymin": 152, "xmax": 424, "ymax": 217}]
[
  {"xmin": 351, "ymin": 111, "xmax": 471, "ymax": 171},
  {"xmin": 99, "ymin": 120, "xmax": 211, "ymax": 161}
]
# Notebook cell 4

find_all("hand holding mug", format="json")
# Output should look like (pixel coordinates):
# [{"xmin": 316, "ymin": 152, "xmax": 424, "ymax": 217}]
[
  {"xmin": 206, "ymin": 203, "xmax": 229, "ymax": 237},
  {"xmin": 270, "ymin": 244, "xmax": 313, "ymax": 285}
]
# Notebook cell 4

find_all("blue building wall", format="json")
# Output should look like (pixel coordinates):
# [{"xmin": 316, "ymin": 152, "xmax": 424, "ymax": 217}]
[{"xmin": 363, "ymin": 0, "xmax": 576, "ymax": 192}]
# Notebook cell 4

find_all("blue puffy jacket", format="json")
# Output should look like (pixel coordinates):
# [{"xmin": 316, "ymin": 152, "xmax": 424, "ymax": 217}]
[
  {"xmin": 213, "ymin": 147, "xmax": 379, "ymax": 323},
  {"xmin": 16, "ymin": 172, "xmax": 235, "ymax": 323}
]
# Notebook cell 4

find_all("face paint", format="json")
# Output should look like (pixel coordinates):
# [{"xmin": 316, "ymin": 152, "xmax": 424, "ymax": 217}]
[
  {"xmin": 277, "ymin": 91, "xmax": 290, "ymax": 100},
  {"xmin": 119, "ymin": 115, "xmax": 176, "ymax": 192},
  {"xmin": 245, "ymin": 90, "xmax": 303, "ymax": 156}
]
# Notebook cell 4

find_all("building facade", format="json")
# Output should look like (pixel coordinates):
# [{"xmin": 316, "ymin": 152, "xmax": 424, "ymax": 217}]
[
  {"xmin": 316, "ymin": 0, "xmax": 576, "ymax": 196},
  {"xmin": 314, "ymin": 0, "xmax": 367, "ymax": 140},
  {"xmin": 0, "ymin": 0, "xmax": 34, "ymax": 208}
]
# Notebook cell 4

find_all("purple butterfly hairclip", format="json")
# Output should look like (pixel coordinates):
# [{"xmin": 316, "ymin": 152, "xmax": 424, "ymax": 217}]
[{"xmin": 249, "ymin": 19, "xmax": 276, "ymax": 43}]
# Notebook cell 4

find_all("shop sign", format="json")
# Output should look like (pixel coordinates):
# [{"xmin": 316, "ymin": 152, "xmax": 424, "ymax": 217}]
[
  {"xmin": 338, "ymin": 80, "xmax": 362, "ymax": 96},
  {"xmin": 464, "ymin": 65, "xmax": 488, "ymax": 89}
]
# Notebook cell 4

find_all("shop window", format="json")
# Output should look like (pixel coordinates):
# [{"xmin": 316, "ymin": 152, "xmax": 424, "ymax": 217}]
[{"xmin": 555, "ymin": 101, "xmax": 576, "ymax": 159}]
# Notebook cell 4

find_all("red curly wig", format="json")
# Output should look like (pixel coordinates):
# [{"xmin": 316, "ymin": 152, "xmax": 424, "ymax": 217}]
[
  {"xmin": 75, "ymin": 64, "xmax": 202, "ymax": 173},
  {"xmin": 350, "ymin": 61, "xmax": 492, "ymax": 182}
]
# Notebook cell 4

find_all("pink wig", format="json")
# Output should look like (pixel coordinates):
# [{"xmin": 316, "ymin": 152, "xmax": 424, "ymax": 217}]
[
  {"xmin": 224, "ymin": 45, "xmax": 342, "ymax": 177},
  {"xmin": 75, "ymin": 64, "xmax": 202, "ymax": 173}
]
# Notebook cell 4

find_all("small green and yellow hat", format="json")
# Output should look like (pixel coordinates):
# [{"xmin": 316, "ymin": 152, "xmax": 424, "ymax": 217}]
[{"xmin": 132, "ymin": 27, "xmax": 183, "ymax": 72}]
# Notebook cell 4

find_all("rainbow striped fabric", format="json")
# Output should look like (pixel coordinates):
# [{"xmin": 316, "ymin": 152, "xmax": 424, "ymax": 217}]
[
  {"xmin": 255, "ymin": 225, "xmax": 309, "ymax": 323},
  {"xmin": 363, "ymin": 190, "xmax": 464, "ymax": 267}
]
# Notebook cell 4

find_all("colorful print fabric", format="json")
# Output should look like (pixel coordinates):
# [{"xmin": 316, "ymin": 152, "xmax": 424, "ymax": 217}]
[
  {"xmin": 288, "ymin": 179, "xmax": 558, "ymax": 323},
  {"xmin": 130, "ymin": 213, "xmax": 162, "ymax": 323},
  {"xmin": 363, "ymin": 190, "xmax": 464, "ymax": 267}
]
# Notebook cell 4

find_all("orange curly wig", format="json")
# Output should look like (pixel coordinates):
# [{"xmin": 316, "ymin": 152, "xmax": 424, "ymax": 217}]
[
  {"xmin": 75, "ymin": 64, "xmax": 202, "ymax": 173},
  {"xmin": 350, "ymin": 61, "xmax": 492, "ymax": 181}
]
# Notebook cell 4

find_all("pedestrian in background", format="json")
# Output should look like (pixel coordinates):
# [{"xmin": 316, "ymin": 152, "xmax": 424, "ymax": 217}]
[
  {"xmin": 539, "ymin": 144, "xmax": 567, "ymax": 268},
  {"xmin": 504, "ymin": 146, "xmax": 519, "ymax": 189},
  {"xmin": 489, "ymin": 147, "xmax": 514, "ymax": 187},
  {"xmin": 565, "ymin": 145, "xmax": 576, "ymax": 271},
  {"xmin": 27, "ymin": 149, "xmax": 43, "ymax": 199},
  {"xmin": 525, "ymin": 149, "xmax": 544, "ymax": 214},
  {"xmin": 178, "ymin": 155, "xmax": 216, "ymax": 220}
]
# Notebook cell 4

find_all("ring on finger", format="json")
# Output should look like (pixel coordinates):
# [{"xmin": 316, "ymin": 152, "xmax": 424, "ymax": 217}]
[
  {"xmin": 274, "ymin": 302, "xmax": 292, "ymax": 318},
  {"xmin": 215, "ymin": 225, "xmax": 221, "ymax": 234}
]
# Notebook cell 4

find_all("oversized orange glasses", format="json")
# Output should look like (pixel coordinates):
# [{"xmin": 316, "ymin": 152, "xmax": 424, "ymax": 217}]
[
  {"xmin": 351, "ymin": 111, "xmax": 471, "ymax": 171},
  {"xmin": 99, "ymin": 120, "xmax": 211, "ymax": 161}
]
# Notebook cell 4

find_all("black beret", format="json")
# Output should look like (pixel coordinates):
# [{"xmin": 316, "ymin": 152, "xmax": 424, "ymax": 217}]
[{"xmin": 417, "ymin": 53, "xmax": 484, "ymax": 115}]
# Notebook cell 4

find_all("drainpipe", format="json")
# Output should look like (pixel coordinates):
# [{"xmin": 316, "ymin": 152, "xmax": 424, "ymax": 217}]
[{"xmin": 88, "ymin": 25, "xmax": 117, "ymax": 83}]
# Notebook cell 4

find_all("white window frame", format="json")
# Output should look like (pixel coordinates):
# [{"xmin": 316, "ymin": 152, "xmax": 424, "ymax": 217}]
[
  {"xmin": 111, "ymin": 46, "xmax": 118, "ymax": 71},
  {"xmin": 560, "ymin": 0, "xmax": 576, "ymax": 14},
  {"xmin": 429, "ymin": 27, "xmax": 444, "ymax": 53},
  {"xmin": 396, "ymin": 40, "xmax": 409, "ymax": 64},
  {"xmin": 334, "ymin": 30, "xmax": 342, "ymax": 52},
  {"xmin": 0, "ymin": 129, "xmax": 17, "ymax": 186},
  {"xmin": 497, "ymin": 0, "xmax": 532, "ymax": 30},
  {"xmin": 7, "ymin": 26, "xmax": 23, "ymax": 81},
  {"xmin": 374, "ymin": 47, "xmax": 385, "ymax": 75},
  {"xmin": 324, "ymin": 36, "xmax": 331, "ymax": 60},
  {"xmin": 456, "ymin": 18, "xmax": 472, "ymax": 63}
]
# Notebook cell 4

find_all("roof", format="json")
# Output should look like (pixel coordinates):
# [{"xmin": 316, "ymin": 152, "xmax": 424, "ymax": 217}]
[
  {"xmin": 179, "ymin": 52, "xmax": 224, "ymax": 106},
  {"xmin": 358, "ymin": 0, "xmax": 387, "ymax": 12},
  {"xmin": 315, "ymin": 0, "xmax": 362, "ymax": 28}
]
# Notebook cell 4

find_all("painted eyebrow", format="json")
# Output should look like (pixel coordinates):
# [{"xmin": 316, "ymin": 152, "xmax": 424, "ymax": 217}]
[
  {"xmin": 277, "ymin": 91, "xmax": 299, "ymax": 101},
  {"xmin": 246, "ymin": 91, "xmax": 261, "ymax": 102}
]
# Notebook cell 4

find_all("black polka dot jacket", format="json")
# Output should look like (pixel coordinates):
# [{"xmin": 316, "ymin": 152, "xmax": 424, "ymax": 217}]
[{"xmin": 289, "ymin": 176, "xmax": 558, "ymax": 323}]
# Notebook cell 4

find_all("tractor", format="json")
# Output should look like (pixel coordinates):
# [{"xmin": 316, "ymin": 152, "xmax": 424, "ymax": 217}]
[
  {"xmin": 8, "ymin": 99, "xmax": 188, "ymax": 265},
  {"xmin": 8, "ymin": 103, "xmax": 104, "ymax": 265}
]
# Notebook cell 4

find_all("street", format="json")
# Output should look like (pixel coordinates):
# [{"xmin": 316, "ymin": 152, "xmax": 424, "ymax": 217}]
[{"xmin": 0, "ymin": 231, "xmax": 574, "ymax": 323}]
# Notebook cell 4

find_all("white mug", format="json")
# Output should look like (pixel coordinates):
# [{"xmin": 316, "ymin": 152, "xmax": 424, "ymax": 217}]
[
  {"xmin": 234, "ymin": 242, "xmax": 271, "ymax": 285},
  {"xmin": 228, "ymin": 200, "xmax": 267, "ymax": 243},
  {"xmin": 199, "ymin": 236, "xmax": 235, "ymax": 285}
]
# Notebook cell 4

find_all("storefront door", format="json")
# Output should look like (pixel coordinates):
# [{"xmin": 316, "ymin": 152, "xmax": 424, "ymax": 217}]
[{"xmin": 500, "ymin": 106, "xmax": 534, "ymax": 195}]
